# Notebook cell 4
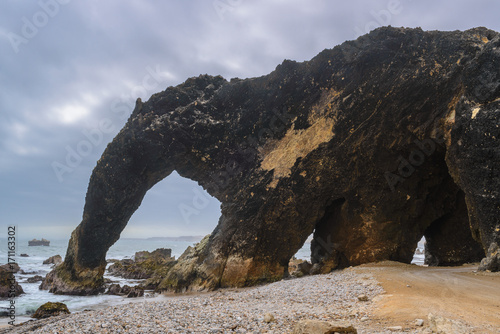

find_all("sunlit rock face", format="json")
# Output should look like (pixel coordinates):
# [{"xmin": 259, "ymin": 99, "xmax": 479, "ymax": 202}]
[{"xmin": 41, "ymin": 27, "xmax": 500, "ymax": 295}]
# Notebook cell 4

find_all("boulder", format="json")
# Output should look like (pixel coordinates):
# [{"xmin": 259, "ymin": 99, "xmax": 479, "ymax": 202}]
[
  {"xmin": 20, "ymin": 254, "xmax": 29, "ymax": 257},
  {"xmin": 126, "ymin": 286, "xmax": 144, "ymax": 298},
  {"xmin": 107, "ymin": 248, "xmax": 175, "ymax": 280},
  {"xmin": 0, "ymin": 267, "xmax": 24, "ymax": 298},
  {"xmin": 27, "ymin": 275, "xmax": 44, "ymax": 283},
  {"xmin": 105, "ymin": 283, "xmax": 122, "ymax": 295},
  {"xmin": 42, "ymin": 27, "xmax": 500, "ymax": 294},
  {"xmin": 296, "ymin": 261, "xmax": 312, "ymax": 275},
  {"xmin": 264, "ymin": 313, "xmax": 275, "ymax": 323},
  {"xmin": 292, "ymin": 320, "xmax": 357, "ymax": 333},
  {"xmin": 478, "ymin": 242, "xmax": 500, "ymax": 271},
  {"xmin": 357, "ymin": 294, "xmax": 369, "ymax": 302},
  {"xmin": 31, "ymin": 302, "xmax": 70, "ymax": 319},
  {"xmin": 120, "ymin": 285, "xmax": 131, "ymax": 295},
  {"xmin": 0, "ymin": 263, "xmax": 20, "ymax": 273},
  {"xmin": 134, "ymin": 248, "xmax": 171, "ymax": 262},
  {"xmin": 39, "ymin": 266, "xmax": 105, "ymax": 295},
  {"xmin": 428, "ymin": 313, "xmax": 468, "ymax": 334},
  {"xmin": 43, "ymin": 255, "xmax": 62, "ymax": 266}
]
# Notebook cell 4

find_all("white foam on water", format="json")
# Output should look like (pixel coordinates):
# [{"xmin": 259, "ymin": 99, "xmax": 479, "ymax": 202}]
[{"xmin": 0, "ymin": 237, "xmax": 199, "ymax": 325}]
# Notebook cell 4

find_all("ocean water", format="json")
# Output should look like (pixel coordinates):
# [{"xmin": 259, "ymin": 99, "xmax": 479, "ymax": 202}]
[
  {"xmin": 0, "ymin": 237, "xmax": 203, "ymax": 324},
  {"xmin": 0, "ymin": 236, "xmax": 423, "ymax": 324},
  {"xmin": 411, "ymin": 238, "xmax": 426, "ymax": 266}
]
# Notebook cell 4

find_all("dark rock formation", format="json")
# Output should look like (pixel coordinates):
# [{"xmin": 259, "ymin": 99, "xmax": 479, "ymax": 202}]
[
  {"xmin": 107, "ymin": 248, "xmax": 175, "ymax": 279},
  {"xmin": 20, "ymin": 254, "xmax": 29, "ymax": 257},
  {"xmin": 0, "ymin": 263, "xmax": 20, "ymax": 273},
  {"xmin": 105, "ymin": 283, "xmax": 145, "ymax": 297},
  {"xmin": 135, "ymin": 248, "xmax": 172, "ymax": 261},
  {"xmin": 0, "ymin": 267, "xmax": 24, "ymax": 298},
  {"xmin": 28, "ymin": 238, "xmax": 50, "ymax": 246},
  {"xmin": 479, "ymin": 242, "xmax": 500, "ymax": 271},
  {"xmin": 43, "ymin": 27, "xmax": 500, "ymax": 295},
  {"xmin": 27, "ymin": 275, "xmax": 44, "ymax": 283},
  {"xmin": 423, "ymin": 190, "xmax": 485, "ymax": 266},
  {"xmin": 105, "ymin": 283, "xmax": 121, "ymax": 295},
  {"xmin": 126, "ymin": 286, "xmax": 144, "ymax": 298},
  {"xmin": 31, "ymin": 302, "xmax": 70, "ymax": 319},
  {"xmin": 43, "ymin": 255, "xmax": 63, "ymax": 266}
]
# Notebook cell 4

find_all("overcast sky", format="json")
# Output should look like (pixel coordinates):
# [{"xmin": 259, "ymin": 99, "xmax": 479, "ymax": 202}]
[{"xmin": 1, "ymin": 0, "xmax": 499, "ymax": 240}]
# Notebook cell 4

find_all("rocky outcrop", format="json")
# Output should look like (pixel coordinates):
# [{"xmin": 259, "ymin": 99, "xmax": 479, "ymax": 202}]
[
  {"xmin": 43, "ymin": 255, "xmax": 63, "ymax": 266},
  {"xmin": 0, "ymin": 263, "xmax": 20, "ymax": 273},
  {"xmin": 107, "ymin": 248, "xmax": 175, "ymax": 279},
  {"xmin": 105, "ymin": 283, "xmax": 144, "ymax": 298},
  {"xmin": 43, "ymin": 27, "xmax": 500, "ymax": 295},
  {"xmin": 428, "ymin": 313, "xmax": 468, "ymax": 333},
  {"xmin": 0, "ymin": 267, "xmax": 24, "ymax": 298},
  {"xmin": 478, "ymin": 242, "xmax": 500, "ymax": 271},
  {"xmin": 27, "ymin": 275, "xmax": 44, "ymax": 283},
  {"xmin": 32, "ymin": 302, "xmax": 70, "ymax": 319}
]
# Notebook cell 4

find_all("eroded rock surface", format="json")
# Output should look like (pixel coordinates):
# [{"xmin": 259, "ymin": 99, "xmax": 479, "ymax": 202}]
[
  {"xmin": 43, "ymin": 27, "xmax": 500, "ymax": 295},
  {"xmin": 0, "ymin": 267, "xmax": 23, "ymax": 298},
  {"xmin": 32, "ymin": 302, "xmax": 70, "ymax": 319},
  {"xmin": 107, "ymin": 248, "xmax": 175, "ymax": 279},
  {"xmin": 43, "ymin": 255, "xmax": 63, "ymax": 266}
]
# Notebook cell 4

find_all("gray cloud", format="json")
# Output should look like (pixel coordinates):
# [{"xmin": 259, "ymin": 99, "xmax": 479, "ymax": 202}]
[{"xmin": 1, "ymin": 0, "xmax": 499, "ymax": 239}]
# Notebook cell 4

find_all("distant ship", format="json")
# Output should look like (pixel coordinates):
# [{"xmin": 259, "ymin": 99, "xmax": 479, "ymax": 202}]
[{"xmin": 28, "ymin": 238, "xmax": 50, "ymax": 246}]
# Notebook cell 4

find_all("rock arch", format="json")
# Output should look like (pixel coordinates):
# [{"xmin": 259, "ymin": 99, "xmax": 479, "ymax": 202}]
[{"xmin": 42, "ymin": 27, "xmax": 500, "ymax": 295}]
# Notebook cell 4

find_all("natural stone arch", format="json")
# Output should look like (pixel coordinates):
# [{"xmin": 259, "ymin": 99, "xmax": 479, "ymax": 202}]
[{"xmin": 42, "ymin": 27, "xmax": 500, "ymax": 295}]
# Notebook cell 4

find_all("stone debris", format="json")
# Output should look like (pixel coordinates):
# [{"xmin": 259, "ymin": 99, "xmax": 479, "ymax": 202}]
[
  {"xmin": 264, "ymin": 313, "xmax": 275, "ymax": 323},
  {"xmin": 292, "ymin": 319, "xmax": 357, "ymax": 333},
  {"xmin": 428, "ymin": 313, "xmax": 469, "ymax": 334},
  {"xmin": 387, "ymin": 326, "xmax": 403, "ymax": 331},
  {"xmin": 357, "ymin": 294, "xmax": 369, "ymax": 302},
  {"xmin": 2, "ymin": 270, "xmax": 385, "ymax": 333}
]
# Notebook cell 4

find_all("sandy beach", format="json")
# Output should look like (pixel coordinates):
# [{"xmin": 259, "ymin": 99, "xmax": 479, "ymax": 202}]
[
  {"xmin": 1, "ymin": 263, "xmax": 499, "ymax": 333},
  {"xmin": 356, "ymin": 262, "xmax": 500, "ymax": 333}
]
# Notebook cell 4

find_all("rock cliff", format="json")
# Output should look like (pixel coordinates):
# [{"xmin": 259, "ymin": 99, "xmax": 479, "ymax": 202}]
[{"xmin": 41, "ymin": 27, "xmax": 500, "ymax": 295}]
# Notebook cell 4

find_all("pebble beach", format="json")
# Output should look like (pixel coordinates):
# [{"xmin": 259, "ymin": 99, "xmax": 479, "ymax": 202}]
[{"xmin": 0, "ymin": 268, "xmax": 403, "ymax": 334}]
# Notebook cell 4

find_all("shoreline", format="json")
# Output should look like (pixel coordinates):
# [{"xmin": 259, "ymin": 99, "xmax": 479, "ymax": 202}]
[
  {"xmin": 1, "ymin": 262, "xmax": 499, "ymax": 333},
  {"xmin": 1, "ymin": 268, "xmax": 384, "ymax": 333}
]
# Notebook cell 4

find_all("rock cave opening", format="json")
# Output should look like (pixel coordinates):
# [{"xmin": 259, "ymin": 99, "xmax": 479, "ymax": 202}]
[
  {"xmin": 422, "ymin": 189, "xmax": 485, "ymax": 266},
  {"xmin": 309, "ymin": 198, "xmax": 349, "ymax": 274}
]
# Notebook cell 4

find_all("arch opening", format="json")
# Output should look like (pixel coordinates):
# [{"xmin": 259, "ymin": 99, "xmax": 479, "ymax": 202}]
[
  {"xmin": 120, "ymin": 171, "xmax": 221, "ymax": 240},
  {"xmin": 411, "ymin": 236, "xmax": 426, "ymax": 266},
  {"xmin": 423, "ymin": 190, "xmax": 484, "ymax": 266}
]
